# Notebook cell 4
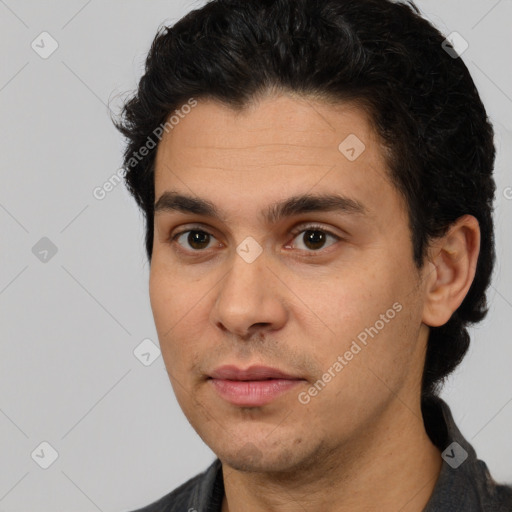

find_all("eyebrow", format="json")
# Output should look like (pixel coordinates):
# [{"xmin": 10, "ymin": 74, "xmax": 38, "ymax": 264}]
[{"xmin": 154, "ymin": 190, "xmax": 366, "ymax": 224}]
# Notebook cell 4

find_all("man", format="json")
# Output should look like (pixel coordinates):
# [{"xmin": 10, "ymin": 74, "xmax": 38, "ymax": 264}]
[{"xmin": 115, "ymin": 0, "xmax": 512, "ymax": 510}]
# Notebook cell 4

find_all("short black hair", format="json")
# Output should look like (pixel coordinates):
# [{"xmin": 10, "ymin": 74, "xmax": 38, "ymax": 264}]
[{"xmin": 113, "ymin": 0, "xmax": 496, "ymax": 402}]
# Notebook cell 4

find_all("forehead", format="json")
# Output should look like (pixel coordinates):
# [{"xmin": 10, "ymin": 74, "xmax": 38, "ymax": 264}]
[
  {"xmin": 156, "ymin": 94, "xmax": 380, "ymax": 169},
  {"xmin": 153, "ymin": 94, "xmax": 402, "ymax": 221}
]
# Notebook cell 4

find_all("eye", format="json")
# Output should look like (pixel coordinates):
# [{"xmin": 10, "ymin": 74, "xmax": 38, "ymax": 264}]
[
  {"xmin": 173, "ymin": 229, "xmax": 220, "ymax": 251},
  {"xmin": 287, "ymin": 225, "xmax": 341, "ymax": 252},
  {"xmin": 170, "ymin": 224, "xmax": 341, "ymax": 254}
]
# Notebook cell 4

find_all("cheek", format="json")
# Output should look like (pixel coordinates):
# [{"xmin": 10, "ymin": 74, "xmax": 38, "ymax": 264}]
[
  {"xmin": 149, "ymin": 267, "xmax": 174, "ymax": 333},
  {"xmin": 295, "ymin": 262, "xmax": 393, "ymax": 335},
  {"xmin": 149, "ymin": 264, "xmax": 215, "ymax": 381},
  {"xmin": 149, "ymin": 260, "xmax": 202, "ymax": 326},
  {"xmin": 297, "ymin": 259, "xmax": 419, "ymax": 375},
  {"xmin": 149, "ymin": 267, "xmax": 191, "ymax": 362}
]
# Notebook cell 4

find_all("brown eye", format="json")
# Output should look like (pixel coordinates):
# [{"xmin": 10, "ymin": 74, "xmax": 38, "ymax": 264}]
[
  {"xmin": 302, "ymin": 230, "xmax": 327, "ymax": 250},
  {"xmin": 188, "ymin": 231, "xmax": 211, "ymax": 250},
  {"xmin": 175, "ymin": 230, "xmax": 216, "ymax": 251},
  {"xmin": 289, "ymin": 226, "xmax": 340, "ymax": 252}
]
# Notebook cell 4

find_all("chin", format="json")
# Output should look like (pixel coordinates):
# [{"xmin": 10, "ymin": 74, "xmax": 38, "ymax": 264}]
[{"xmin": 220, "ymin": 442, "xmax": 315, "ymax": 474}]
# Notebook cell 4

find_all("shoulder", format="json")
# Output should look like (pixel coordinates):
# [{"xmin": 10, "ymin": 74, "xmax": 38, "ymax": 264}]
[
  {"xmin": 423, "ymin": 396, "xmax": 512, "ymax": 511},
  {"xmin": 126, "ymin": 459, "xmax": 222, "ymax": 512},
  {"xmin": 475, "ymin": 461, "xmax": 512, "ymax": 511}
]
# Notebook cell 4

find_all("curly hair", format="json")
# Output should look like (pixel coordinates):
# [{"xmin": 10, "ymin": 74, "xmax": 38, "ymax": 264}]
[{"xmin": 113, "ymin": 0, "xmax": 496, "ymax": 401}]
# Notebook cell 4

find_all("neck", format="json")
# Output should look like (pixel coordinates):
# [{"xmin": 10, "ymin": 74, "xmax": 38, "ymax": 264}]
[{"xmin": 220, "ymin": 398, "xmax": 442, "ymax": 512}]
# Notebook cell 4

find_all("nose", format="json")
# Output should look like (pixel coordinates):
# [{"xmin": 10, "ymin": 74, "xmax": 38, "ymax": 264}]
[{"xmin": 210, "ymin": 245, "xmax": 288, "ymax": 339}]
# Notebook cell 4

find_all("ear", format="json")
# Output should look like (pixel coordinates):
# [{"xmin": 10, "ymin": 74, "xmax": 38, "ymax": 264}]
[{"xmin": 422, "ymin": 215, "xmax": 481, "ymax": 327}]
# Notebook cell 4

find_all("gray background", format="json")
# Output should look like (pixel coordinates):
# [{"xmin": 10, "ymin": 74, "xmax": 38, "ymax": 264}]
[{"xmin": 0, "ymin": 1, "xmax": 511, "ymax": 510}]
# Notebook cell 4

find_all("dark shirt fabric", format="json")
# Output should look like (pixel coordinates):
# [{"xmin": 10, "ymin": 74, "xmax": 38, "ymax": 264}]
[{"xmin": 129, "ymin": 396, "xmax": 512, "ymax": 512}]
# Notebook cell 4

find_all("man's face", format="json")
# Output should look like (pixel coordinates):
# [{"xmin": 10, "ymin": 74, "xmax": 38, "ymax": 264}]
[{"xmin": 150, "ymin": 94, "xmax": 431, "ymax": 473}]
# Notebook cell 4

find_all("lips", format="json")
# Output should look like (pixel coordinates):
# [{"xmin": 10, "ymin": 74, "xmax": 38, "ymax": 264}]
[
  {"xmin": 208, "ymin": 365, "xmax": 305, "ymax": 406},
  {"xmin": 208, "ymin": 365, "xmax": 301, "ymax": 381}
]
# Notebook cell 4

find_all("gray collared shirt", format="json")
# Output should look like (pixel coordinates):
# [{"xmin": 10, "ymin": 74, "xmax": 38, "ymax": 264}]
[{"xmin": 130, "ymin": 397, "xmax": 512, "ymax": 511}]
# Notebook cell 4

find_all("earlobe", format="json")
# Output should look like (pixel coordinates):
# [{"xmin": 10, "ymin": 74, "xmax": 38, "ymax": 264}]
[{"xmin": 422, "ymin": 215, "xmax": 481, "ymax": 327}]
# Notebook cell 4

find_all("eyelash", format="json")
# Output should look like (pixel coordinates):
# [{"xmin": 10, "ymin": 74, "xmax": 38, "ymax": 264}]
[{"xmin": 169, "ymin": 224, "xmax": 342, "ymax": 255}]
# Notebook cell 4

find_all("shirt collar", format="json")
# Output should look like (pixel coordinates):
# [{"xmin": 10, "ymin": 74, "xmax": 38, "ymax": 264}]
[
  {"xmin": 187, "ymin": 396, "xmax": 499, "ymax": 512},
  {"xmin": 423, "ymin": 395, "xmax": 495, "ymax": 511}
]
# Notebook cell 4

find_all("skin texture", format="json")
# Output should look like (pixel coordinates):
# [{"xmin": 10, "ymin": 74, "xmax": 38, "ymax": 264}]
[{"xmin": 150, "ymin": 93, "xmax": 480, "ymax": 512}]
